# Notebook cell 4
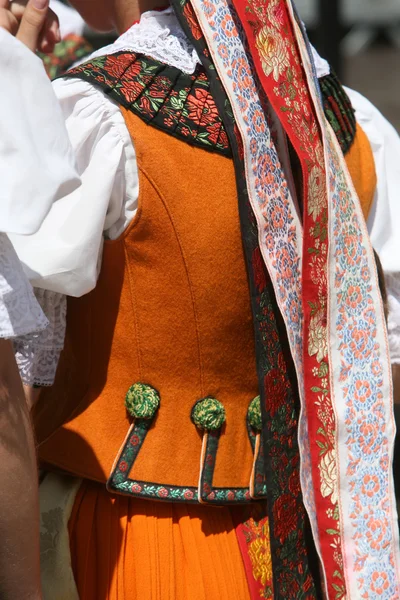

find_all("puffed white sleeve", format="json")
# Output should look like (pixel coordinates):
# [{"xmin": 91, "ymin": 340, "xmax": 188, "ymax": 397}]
[
  {"xmin": 345, "ymin": 87, "xmax": 400, "ymax": 364},
  {"xmin": 9, "ymin": 76, "xmax": 138, "ymax": 298},
  {"xmin": 0, "ymin": 28, "xmax": 80, "ymax": 235}
]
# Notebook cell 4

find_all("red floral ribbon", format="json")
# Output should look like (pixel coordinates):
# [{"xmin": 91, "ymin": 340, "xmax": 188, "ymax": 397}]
[{"xmin": 229, "ymin": 0, "xmax": 346, "ymax": 595}]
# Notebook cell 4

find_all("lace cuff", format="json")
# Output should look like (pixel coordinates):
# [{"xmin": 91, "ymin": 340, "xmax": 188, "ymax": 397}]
[
  {"xmin": 13, "ymin": 290, "xmax": 66, "ymax": 386},
  {"xmin": 386, "ymin": 273, "xmax": 400, "ymax": 365}
]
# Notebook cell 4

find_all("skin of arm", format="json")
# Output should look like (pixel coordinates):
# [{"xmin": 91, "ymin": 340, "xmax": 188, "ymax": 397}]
[
  {"xmin": 24, "ymin": 386, "xmax": 42, "ymax": 412},
  {"xmin": 0, "ymin": 339, "xmax": 42, "ymax": 600}
]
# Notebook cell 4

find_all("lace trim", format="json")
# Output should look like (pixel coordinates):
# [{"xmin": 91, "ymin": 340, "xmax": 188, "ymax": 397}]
[
  {"xmin": 89, "ymin": 8, "xmax": 200, "ymax": 75},
  {"xmin": 13, "ymin": 290, "xmax": 66, "ymax": 386},
  {"xmin": 0, "ymin": 233, "xmax": 48, "ymax": 339},
  {"xmin": 14, "ymin": 346, "xmax": 63, "ymax": 387}
]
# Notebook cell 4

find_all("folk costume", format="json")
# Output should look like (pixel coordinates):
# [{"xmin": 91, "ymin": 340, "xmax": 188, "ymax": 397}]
[{"xmin": 8, "ymin": 2, "xmax": 400, "ymax": 599}]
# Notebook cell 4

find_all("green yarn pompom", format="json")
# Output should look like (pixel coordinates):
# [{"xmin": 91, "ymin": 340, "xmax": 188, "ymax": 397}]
[
  {"xmin": 192, "ymin": 397, "xmax": 226, "ymax": 431},
  {"xmin": 125, "ymin": 383, "xmax": 160, "ymax": 419},
  {"xmin": 247, "ymin": 396, "xmax": 262, "ymax": 431}
]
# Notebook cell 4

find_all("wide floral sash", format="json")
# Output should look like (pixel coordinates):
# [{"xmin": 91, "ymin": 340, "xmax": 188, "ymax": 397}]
[
  {"xmin": 174, "ymin": 0, "xmax": 400, "ymax": 598},
  {"xmin": 291, "ymin": 13, "xmax": 400, "ymax": 600},
  {"xmin": 290, "ymin": 5, "xmax": 399, "ymax": 599},
  {"xmin": 231, "ymin": 0, "xmax": 345, "ymax": 594}
]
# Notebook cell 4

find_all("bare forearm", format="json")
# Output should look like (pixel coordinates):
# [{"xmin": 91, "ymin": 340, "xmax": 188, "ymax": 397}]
[{"xmin": 0, "ymin": 339, "xmax": 42, "ymax": 600}]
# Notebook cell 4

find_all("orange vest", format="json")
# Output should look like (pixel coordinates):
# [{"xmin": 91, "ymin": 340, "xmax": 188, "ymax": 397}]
[
  {"xmin": 345, "ymin": 124, "xmax": 377, "ymax": 221},
  {"xmin": 33, "ymin": 107, "xmax": 376, "ymax": 504},
  {"xmin": 34, "ymin": 110, "xmax": 262, "ymax": 503}
]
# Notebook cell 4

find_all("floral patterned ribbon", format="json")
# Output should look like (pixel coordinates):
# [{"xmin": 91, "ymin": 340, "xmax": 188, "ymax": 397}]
[
  {"xmin": 173, "ymin": 0, "xmax": 400, "ymax": 598},
  {"xmin": 290, "ymin": 10, "xmax": 400, "ymax": 598},
  {"xmin": 230, "ymin": 0, "xmax": 347, "ymax": 595}
]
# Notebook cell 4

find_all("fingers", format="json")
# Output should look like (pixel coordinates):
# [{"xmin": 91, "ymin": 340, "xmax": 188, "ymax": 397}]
[
  {"xmin": 2, "ymin": 0, "xmax": 60, "ymax": 52},
  {"xmin": 38, "ymin": 8, "xmax": 60, "ymax": 53},
  {"xmin": 8, "ymin": 0, "xmax": 26, "ymax": 20},
  {"xmin": 0, "ymin": 0, "xmax": 18, "ymax": 36},
  {"xmin": 0, "ymin": 9, "xmax": 19, "ymax": 35},
  {"xmin": 16, "ymin": 0, "xmax": 49, "ymax": 52},
  {"xmin": 11, "ymin": 2, "xmax": 60, "ymax": 52}
]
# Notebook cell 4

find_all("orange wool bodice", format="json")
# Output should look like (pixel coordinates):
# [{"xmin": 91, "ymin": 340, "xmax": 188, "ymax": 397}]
[{"xmin": 34, "ymin": 110, "xmax": 263, "ymax": 503}]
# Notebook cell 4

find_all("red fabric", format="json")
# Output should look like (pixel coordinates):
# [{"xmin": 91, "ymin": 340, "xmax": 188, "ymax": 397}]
[
  {"xmin": 234, "ymin": 509, "xmax": 273, "ymax": 600},
  {"xmin": 229, "ymin": 0, "xmax": 344, "ymax": 596}
]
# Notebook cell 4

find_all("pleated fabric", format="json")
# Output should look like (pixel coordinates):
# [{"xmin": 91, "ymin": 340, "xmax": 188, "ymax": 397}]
[{"xmin": 69, "ymin": 480, "xmax": 252, "ymax": 600}]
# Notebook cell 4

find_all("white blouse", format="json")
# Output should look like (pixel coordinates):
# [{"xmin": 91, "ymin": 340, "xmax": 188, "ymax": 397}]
[
  {"xmin": 0, "ymin": 29, "xmax": 80, "ymax": 236},
  {"xmin": 7, "ymin": 10, "xmax": 400, "ymax": 369},
  {"xmin": 0, "ymin": 29, "xmax": 78, "ymax": 381}
]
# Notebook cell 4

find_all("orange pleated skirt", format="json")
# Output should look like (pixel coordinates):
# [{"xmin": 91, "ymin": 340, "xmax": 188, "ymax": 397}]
[{"xmin": 69, "ymin": 480, "xmax": 256, "ymax": 600}]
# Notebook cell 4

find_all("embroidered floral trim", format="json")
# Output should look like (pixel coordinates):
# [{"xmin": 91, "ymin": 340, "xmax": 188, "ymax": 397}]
[
  {"xmin": 326, "ymin": 124, "xmax": 400, "ymax": 598},
  {"xmin": 292, "ymin": 6, "xmax": 400, "ymax": 598},
  {"xmin": 64, "ymin": 52, "xmax": 231, "ymax": 157},
  {"xmin": 251, "ymin": 266, "xmax": 315, "ymax": 595},
  {"xmin": 108, "ymin": 418, "xmax": 199, "ymax": 501},
  {"xmin": 64, "ymin": 48, "xmax": 353, "ymax": 165},
  {"xmin": 235, "ymin": 505, "xmax": 274, "ymax": 599},
  {"xmin": 198, "ymin": 430, "xmax": 252, "ymax": 503}
]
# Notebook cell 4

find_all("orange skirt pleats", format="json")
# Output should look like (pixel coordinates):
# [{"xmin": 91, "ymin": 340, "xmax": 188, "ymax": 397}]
[{"xmin": 69, "ymin": 480, "xmax": 252, "ymax": 600}]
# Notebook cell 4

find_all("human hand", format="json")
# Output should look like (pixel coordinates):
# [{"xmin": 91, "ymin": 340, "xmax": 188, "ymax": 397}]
[{"xmin": 0, "ymin": 0, "xmax": 60, "ymax": 53}]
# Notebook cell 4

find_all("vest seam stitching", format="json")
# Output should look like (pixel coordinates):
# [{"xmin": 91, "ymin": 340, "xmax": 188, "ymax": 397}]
[
  {"xmin": 134, "ymin": 163, "xmax": 205, "ymax": 396},
  {"xmin": 123, "ymin": 243, "xmax": 143, "ymax": 379}
]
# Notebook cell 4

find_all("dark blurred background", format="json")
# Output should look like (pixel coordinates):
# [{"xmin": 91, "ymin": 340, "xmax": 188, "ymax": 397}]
[{"xmin": 296, "ymin": 0, "xmax": 400, "ymax": 131}]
